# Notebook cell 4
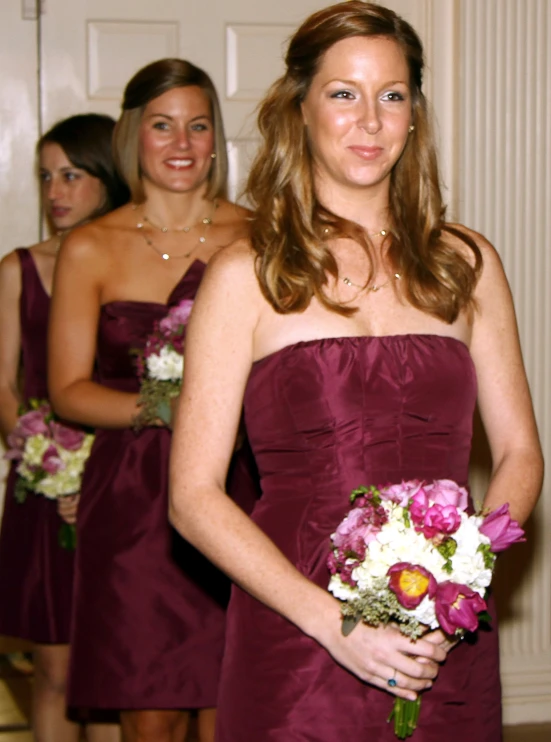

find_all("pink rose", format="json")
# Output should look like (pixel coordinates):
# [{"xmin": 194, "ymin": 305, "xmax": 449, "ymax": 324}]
[
  {"xmin": 418, "ymin": 503, "xmax": 461, "ymax": 540},
  {"xmin": 388, "ymin": 562, "xmax": 437, "ymax": 609},
  {"xmin": 332, "ymin": 507, "xmax": 383, "ymax": 553},
  {"xmin": 51, "ymin": 422, "xmax": 85, "ymax": 451},
  {"xmin": 480, "ymin": 503, "xmax": 525, "ymax": 553},
  {"xmin": 425, "ymin": 479, "xmax": 469, "ymax": 512},
  {"xmin": 17, "ymin": 409, "xmax": 50, "ymax": 437},
  {"xmin": 434, "ymin": 581, "xmax": 487, "ymax": 634},
  {"xmin": 41, "ymin": 445, "xmax": 65, "ymax": 475},
  {"xmin": 381, "ymin": 479, "xmax": 425, "ymax": 507}
]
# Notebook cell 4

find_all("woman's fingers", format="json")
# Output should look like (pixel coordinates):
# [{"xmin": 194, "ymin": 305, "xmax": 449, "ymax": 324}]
[{"xmin": 57, "ymin": 493, "xmax": 80, "ymax": 524}]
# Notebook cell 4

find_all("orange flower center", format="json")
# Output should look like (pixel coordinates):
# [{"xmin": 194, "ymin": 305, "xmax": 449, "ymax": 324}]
[{"xmin": 399, "ymin": 569, "xmax": 430, "ymax": 598}]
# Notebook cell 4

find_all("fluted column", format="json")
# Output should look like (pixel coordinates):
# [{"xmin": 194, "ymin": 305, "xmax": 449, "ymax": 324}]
[{"xmin": 458, "ymin": 0, "xmax": 551, "ymax": 725}]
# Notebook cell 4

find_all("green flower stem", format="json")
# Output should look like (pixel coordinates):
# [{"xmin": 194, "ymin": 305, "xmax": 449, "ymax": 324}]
[
  {"xmin": 388, "ymin": 696, "xmax": 421, "ymax": 739},
  {"xmin": 58, "ymin": 523, "xmax": 77, "ymax": 551}
]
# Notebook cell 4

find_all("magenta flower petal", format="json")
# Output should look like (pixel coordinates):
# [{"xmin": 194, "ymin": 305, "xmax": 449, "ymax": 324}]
[
  {"xmin": 480, "ymin": 503, "xmax": 525, "ymax": 553},
  {"xmin": 41, "ymin": 445, "xmax": 65, "ymax": 475},
  {"xmin": 434, "ymin": 581, "xmax": 486, "ymax": 634},
  {"xmin": 388, "ymin": 562, "xmax": 437, "ymax": 609},
  {"xmin": 51, "ymin": 421, "xmax": 86, "ymax": 451}
]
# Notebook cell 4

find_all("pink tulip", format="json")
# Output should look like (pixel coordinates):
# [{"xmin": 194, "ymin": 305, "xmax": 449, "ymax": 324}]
[
  {"xmin": 41, "ymin": 445, "xmax": 65, "ymax": 475},
  {"xmin": 51, "ymin": 422, "xmax": 86, "ymax": 451},
  {"xmin": 480, "ymin": 503, "xmax": 525, "ymax": 553},
  {"xmin": 434, "ymin": 581, "xmax": 486, "ymax": 634},
  {"xmin": 387, "ymin": 563, "xmax": 437, "ymax": 609}
]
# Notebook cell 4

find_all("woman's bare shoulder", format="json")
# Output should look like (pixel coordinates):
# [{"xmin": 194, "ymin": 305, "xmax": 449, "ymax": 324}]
[{"xmin": 0, "ymin": 249, "xmax": 24, "ymax": 291}]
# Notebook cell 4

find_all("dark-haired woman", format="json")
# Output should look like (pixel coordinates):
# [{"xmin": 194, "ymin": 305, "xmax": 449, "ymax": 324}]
[
  {"xmin": 168, "ymin": 2, "xmax": 543, "ymax": 740},
  {"xmin": 0, "ymin": 113, "xmax": 127, "ymax": 742},
  {"xmin": 48, "ymin": 60, "xmax": 252, "ymax": 742}
]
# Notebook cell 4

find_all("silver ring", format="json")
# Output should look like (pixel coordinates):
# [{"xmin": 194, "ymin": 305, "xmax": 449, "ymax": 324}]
[{"xmin": 387, "ymin": 669, "xmax": 397, "ymax": 688}]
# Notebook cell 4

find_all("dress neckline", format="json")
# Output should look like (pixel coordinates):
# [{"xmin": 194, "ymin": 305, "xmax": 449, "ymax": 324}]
[
  {"xmin": 252, "ymin": 334, "xmax": 471, "ymax": 368},
  {"xmin": 101, "ymin": 258, "xmax": 206, "ymax": 311},
  {"xmin": 19, "ymin": 247, "xmax": 51, "ymax": 300}
]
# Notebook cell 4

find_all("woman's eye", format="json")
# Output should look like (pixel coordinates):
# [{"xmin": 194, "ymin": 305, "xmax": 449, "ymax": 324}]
[
  {"xmin": 330, "ymin": 90, "xmax": 354, "ymax": 100},
  {"xmin": 39, "ymin": 171, "xmax": 51, "ymax": 183},
  {"xmin": 383, "ymin": 91, "xmax": 406, "ymax": 102},
  {"xmin": 190, "ymin": 122, "xmax": 209, "ymax": 132},
  {"xmin": 64, "ymin": 172, "xmax": 79, "ymax": 182},
  {"xmin": 153, "ymin": 121, "xmax": 169, "ymax": 131}
]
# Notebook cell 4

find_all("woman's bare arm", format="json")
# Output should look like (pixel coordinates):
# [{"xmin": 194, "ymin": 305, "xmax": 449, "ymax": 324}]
[
  {"xmin": 48, "ymin": 226, "xmax": 140, "ymax": 428},
  {"xmin": 0, "ymin": 251, "xmax": 23, "ymax": 442},
  {"xmin": 469, "ymin": 234, "xmax": 543, "ymax": 524}
]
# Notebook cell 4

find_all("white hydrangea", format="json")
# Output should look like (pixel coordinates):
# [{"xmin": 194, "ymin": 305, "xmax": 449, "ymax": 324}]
[
  {"xmin": 146, "ymin": 347, "xmax": 184, "ymax": 381},
  {"xmin": 20, "ymin": 433, "xmax": 95, "ymax": 499}
]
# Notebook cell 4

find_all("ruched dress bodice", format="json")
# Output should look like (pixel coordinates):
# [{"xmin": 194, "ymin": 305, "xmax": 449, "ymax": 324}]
[{"xmin": 216, "ymin": 335, "xmax": 502, "ymax": 742}]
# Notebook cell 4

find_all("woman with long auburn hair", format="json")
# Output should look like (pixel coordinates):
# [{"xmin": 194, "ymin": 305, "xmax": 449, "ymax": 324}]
[
  {"xmin": 48, "ymin": 59, "xmax": 252, "ymax": 742},
  {"xmin": 169, "ymin": 3, "xmax": 543, "ymax": 740}
]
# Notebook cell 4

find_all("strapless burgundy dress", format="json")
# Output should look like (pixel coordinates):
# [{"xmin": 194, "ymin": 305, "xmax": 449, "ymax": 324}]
[
  {"xmin": 68, "ymin": 260, "xmax": 256, "ymax": 709},
  {"xmin": 0, "ymin": 248, "xmax": 75, "ymax": 644},
  {"xmin": 216, "ymin": 335, "xmax": 502, "ymax": 741}
]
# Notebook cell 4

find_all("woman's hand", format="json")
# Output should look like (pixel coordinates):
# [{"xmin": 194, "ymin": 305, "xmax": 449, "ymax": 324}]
[
  {"xmin": 57, "ymin": 493, "xmax": 80, "ymax": 524},
  {"xmin": 319, "ymin": 613, "xmax": 447, "ymax": 700}
]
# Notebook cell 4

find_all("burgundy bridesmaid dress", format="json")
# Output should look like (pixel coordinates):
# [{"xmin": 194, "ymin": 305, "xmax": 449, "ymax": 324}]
[
  {"xmin": 0, "ymin": 248, "xmax": 75, "ymax": 644},
  {"xmin": 68, "ymin": 260, "xmax": 255, "ymax": 709},
  {"xmin": 216, "ymin": 335, "xmax": 502, "ymax": 741}
]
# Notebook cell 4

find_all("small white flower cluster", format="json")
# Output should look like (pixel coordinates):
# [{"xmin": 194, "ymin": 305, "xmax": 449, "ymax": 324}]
[
  {"xmin": 329, "ymin": 503, "xmax": 493, "ymax": 628},
  {"xmin": 146, "ymin": 346, "xmax": 184, "ymax": 381},
  {"xmin": 18, "ymin": 433, "xmax": 95, "ymax": 499}
]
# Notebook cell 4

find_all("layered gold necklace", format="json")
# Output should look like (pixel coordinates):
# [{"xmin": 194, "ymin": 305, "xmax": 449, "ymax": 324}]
[{"xmin": 135, "ymin": 200, "xmax": 218, "ymax": 261}]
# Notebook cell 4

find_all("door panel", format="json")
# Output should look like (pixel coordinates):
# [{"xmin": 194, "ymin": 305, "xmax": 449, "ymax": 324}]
[{"xmin": 40, "ymin": 0, "xmax": 433, "ymax": 199}]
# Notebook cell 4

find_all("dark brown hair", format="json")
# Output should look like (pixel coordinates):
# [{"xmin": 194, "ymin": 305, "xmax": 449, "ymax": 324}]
[
  {"xmin": 247, "ymin": 0, "xmax": 481, "ymax": 322},
  {"xmin": 113, "ymin": 58, "xmax": 228, "ymax": 203},
  {"xmin": 39, "ymin": 113, "xmax": 129, "ymax": 215}
]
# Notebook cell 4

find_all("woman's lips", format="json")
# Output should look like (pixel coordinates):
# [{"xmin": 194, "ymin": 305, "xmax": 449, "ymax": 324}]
[
  {"xmin": 50, "ymin": 206, "xmax": 70, "ymax": 218},
  {"xmin": 347, "ymin": 146, "xmax": 383, "ymax": 161}
]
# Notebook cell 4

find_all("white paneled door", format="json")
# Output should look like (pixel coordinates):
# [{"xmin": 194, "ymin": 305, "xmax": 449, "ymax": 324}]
[{"xmin": 38, "ymin": 0, "xmax": 437, "ymax": 201}]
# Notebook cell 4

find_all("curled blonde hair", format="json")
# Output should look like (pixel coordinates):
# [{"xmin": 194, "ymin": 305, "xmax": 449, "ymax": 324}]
[
  {"xmin": 113, "ymin": 58, "xmax": 228, "ymax": 204},
  {"xmin": 247, "ymin": 1, "xmax": 481, "ymax": 322}
]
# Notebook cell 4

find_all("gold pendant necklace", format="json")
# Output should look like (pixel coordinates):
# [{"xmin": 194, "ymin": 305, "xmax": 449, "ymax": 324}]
[
  {"xmin": 136, "ymin": 200, "xmax": 218, "ymax": 261},
  {"xmin": 342, "ymin": 272, "xmax": 401, "ymax": 292}
]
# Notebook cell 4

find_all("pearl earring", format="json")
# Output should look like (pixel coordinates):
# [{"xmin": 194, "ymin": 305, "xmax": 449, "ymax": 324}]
[
  {"xmin": 408, "ymin": 125, "xmax": 415, "ymax": 133},
  {"xmin": 211, "ymin": 152, "xmax": 217, "ymax": 159}
]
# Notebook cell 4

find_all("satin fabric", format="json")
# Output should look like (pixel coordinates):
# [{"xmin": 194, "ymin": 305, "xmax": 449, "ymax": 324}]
[
  {"xmin": 68, "ymin": 260, "xmax": 244, "ymax": 709},
  {"xmin": 0, "ymin": 248, "xmax": 75, "ymax": 643},
  {"xmin": 216, "ymin": 335, "xmax": 502, "ymax": 741}
]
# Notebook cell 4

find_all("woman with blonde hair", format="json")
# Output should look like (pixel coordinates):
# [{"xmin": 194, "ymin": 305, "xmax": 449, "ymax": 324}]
[
  {"xmin": 0, "ymin": 112, "xmax": 127, "ymax": 742},
  {"xmin": 48, "ymin": 59, "xmax": 251, "ymax": 742},
  {"xmin": 169, "ymin": 3, "xmax": 543, "ymax": 740}
]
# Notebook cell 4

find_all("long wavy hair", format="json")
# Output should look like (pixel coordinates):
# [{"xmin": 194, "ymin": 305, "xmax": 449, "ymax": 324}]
[
  {"xmin": 247, "ymin": 0, "xmax": 481, "ymax": 322},
  {"xmin": 113, "ymin": 58, "xmax": 228, "ymax": 204}
]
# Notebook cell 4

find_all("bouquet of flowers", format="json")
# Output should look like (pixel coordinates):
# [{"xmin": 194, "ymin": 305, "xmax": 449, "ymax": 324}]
[
  {"xmin": 327, "ymin": 479, "xmax": 525, "ymax": 739},
  {"xmin": 133, "ymin": 299, "xmax": 193, "ymax": 428},
  {"xmin": 5, "ymin": 399, "xmax": 95, "ymax": 550}
]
